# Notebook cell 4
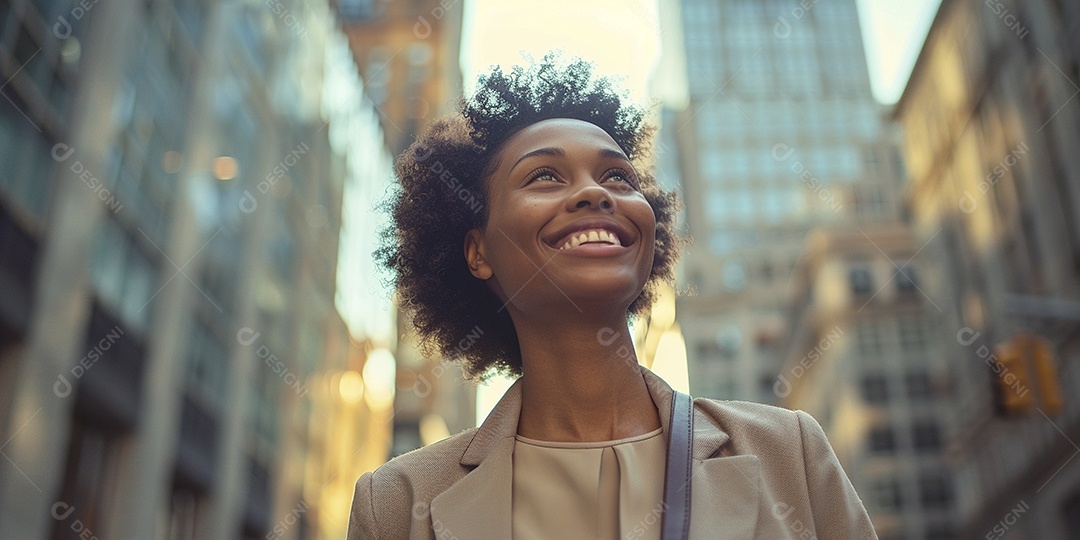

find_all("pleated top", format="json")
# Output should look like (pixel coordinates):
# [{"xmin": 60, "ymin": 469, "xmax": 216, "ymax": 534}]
[{"xmin": 511, "ymin": 427, "xmax": 667, "ymax": 540}]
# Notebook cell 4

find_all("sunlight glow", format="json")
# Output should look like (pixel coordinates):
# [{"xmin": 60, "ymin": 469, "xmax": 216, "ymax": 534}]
[{"xmin": 461, "ymin": 0, "xmax": 662, "ymax": 106}]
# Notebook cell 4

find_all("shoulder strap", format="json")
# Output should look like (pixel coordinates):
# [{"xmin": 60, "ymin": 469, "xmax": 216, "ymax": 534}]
[{"xmin": 661, "ymin": 390, "xmax": 694, "ymax": 540}]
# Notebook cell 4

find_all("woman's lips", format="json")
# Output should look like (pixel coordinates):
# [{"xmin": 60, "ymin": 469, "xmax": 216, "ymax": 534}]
[{"xmin": 555, "ymin": 229, "xmax": 622, "ymax": 251}]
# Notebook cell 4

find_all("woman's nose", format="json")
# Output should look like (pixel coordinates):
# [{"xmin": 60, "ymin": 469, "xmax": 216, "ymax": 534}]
[{"xmin": 568, "ymin": 182, "xmax": 615, "ymax": 212}]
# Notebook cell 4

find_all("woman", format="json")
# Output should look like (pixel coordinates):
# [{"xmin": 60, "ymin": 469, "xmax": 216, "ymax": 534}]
[{"xmin": 349, "ymin": 55, "xmax": 876, "ymax": 539}]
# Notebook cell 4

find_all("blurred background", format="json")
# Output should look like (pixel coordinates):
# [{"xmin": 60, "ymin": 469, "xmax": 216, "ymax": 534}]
[{"xmin": 0, "ymin": 0, "xmax": 1077, "ymax": 538}]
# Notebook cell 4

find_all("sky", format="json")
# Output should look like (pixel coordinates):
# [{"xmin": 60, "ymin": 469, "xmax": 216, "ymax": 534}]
[
  {"xmin": 855, "ymin": 0, "xmax": 942, "ymax": 103},
  {"xmin": 462, "ymin": 0, "xmax": 943, "ymax": 105}
]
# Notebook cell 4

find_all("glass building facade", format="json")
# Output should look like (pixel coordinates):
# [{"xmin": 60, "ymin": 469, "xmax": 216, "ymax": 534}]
[{"xmin": 674, "ymin": 0, "xmax": 904, "ymax": 402}]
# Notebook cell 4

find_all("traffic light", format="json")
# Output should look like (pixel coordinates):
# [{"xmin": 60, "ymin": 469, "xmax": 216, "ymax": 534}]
[
  {"xmin": 1026, "ymin": 334, "xmax": 1063, "ymax": 415},
  {"xmin": 993, "ymin": 338, "xmax": 1034, "ymax": 414},
  {"xmin": 992, "ymin": 333, "xmax": 1063, "ymax": 416}
]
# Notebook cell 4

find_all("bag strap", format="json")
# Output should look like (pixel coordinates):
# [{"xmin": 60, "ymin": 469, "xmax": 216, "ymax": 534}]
[{"xmin": 661, "ymin": 389, "xmax": 694, "ymax": 540}]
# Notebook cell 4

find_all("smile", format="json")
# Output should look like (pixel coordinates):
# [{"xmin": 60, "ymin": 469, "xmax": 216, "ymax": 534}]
[{"xmin": 557, "ymin": 229, "xmax": 622, "ymax": 250}]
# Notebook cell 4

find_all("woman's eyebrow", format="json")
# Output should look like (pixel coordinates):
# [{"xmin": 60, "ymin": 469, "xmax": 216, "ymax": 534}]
[
  {"xmin": 511, "ymin": 147, "xmax": 564, "ymax": 172},
  {"xmin": 597, "ymin": 147, "xmax": 631, "ymax": 162},
  {"xmin": 510, "ymin": 146, "xmax": 631, "ymax": 174}
]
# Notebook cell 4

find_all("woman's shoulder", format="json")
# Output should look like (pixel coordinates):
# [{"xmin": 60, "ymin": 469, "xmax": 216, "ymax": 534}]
[
  {"xmin": 369, "ymin": 427, "xmax": 479, "ymax": 482},
  {"xmin": 692, "ymin": 397, "xmax": 826, "ymax": 448}
]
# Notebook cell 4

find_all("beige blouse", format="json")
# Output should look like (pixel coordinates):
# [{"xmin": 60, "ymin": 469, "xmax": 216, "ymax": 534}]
[{"xmin": 512, "ymin": 427, "xmax": 667, "ymax": 540}]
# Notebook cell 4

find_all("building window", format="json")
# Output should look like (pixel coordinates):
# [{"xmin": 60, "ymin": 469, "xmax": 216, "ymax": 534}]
[
  {"xmin": 919, "ymin": 474, "xmax": 954, "ymax": 509},
  {"xmin": 924, "ymin": 523, "xmax": 955, "ymax": 540},
  {"xmin": 867, "ymin": 425, "xmax": 896, "ymax": 453},
  {"xmin": 849, "ymin": 265, "xmax": 873, "ymax": 295},
  {"xmin": 1062, "ymin": 488, "xmax": 1080, "ymax": 539},
  {"xmin": 861, "ymin": 374, "xmax": 889, "ymax": 404},
  {"xmin": 90, "ymin": 220, "xmax": 158, "ymax": 334},
  {"xmin": 870, "ymin": 477, "xmax": 903, "ymax": 511},
  {"xmin": 912, "ymin": 420, "xmax": 942, "ymax": 452},
  {"xmin": 899, "ymin": 318, "xmax": 926, "ymax": 353},
  {"xmin": 51, "ymin": 424, "xmax": 120, "ymax": 540},
  {"xmin": 856, "ymin": 323, "xmax": 883, "ymax": 356},
  {"xmin": 896, "ymin": 265, "xmax": 918, "ymax": 293},
  {"xmin": 905, "ymin": 370, "xmax": 935, "ymax": 399}
]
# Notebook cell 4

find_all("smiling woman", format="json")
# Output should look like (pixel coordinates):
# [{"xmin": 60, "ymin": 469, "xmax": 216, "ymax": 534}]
[
  {"xmin": 374, "ymin": 53, "xmax": 683, "ymax": 381},
  {"xmin": 351, "ymin": 53, "xmax": 876, "ymax": 540}
]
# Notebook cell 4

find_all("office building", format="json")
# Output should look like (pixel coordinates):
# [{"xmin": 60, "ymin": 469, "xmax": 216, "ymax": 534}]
[
  {"xmin": 894, "ymin": 0, "xmax": 1080, "ymax": 536},
  {"xmin": 0, "ymin": 1, "xmax": 394, "ymax": 538},
  {"xmin": 672, "ymin": 0, "xmax": 905, "ymax": 402},
  {"xmin": 779, "ymin": 225, "xmax": 957, "ymax": 540}
]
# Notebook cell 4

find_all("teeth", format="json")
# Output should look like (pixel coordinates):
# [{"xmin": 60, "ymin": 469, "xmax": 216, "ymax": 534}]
[{"xmin": 557, "ymin": 229, "xmax": 623, "ymax": 250}]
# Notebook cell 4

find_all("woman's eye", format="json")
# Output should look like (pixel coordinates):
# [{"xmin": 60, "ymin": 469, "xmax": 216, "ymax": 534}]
[
  {"xmin": 606, "ymin": 169, "xmax": 638, "ymax": 187},
  {"xmin": 528, "ymin": 168, "xmax": 559, "ymax": 183}
]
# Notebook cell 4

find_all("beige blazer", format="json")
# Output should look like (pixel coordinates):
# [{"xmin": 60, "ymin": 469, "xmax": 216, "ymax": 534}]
[{"xmin": 348, "ymin": 366, "xmax": 877, "ymax": 539}]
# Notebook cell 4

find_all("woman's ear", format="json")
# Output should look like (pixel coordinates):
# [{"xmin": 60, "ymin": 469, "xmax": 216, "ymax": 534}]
[{"xmin": 464, "ymin": 228, "xmax": 494, "ymax": 280}]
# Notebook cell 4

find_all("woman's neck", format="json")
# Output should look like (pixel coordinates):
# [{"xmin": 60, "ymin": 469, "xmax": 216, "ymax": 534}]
[{"xmin": 512, "ymin": 313, "xmax": 661, "ymax": 442}]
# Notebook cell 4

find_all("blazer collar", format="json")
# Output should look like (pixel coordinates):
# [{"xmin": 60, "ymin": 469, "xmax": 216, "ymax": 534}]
[
  {"xmin": 432, "ymin": 366, "xmax": 757, "ymax": 540},
  {"xmin": 458, "ymin": 365, "xmax": 733, "ymax": 467}
]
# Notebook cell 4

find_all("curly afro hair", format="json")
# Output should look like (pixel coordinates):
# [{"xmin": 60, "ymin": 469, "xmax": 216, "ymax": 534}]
[{"xmin": 374, "ymin": 53, "xmax": 686, "ymax": 381}]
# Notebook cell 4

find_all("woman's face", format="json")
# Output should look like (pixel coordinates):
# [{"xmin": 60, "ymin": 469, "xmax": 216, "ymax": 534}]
[{"xmin": 464, "ymin": 118, "xmax": 656, "ymax": 314}]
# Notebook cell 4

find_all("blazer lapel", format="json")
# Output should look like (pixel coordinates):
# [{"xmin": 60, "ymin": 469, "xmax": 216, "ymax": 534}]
[
  {"xmin": 429, "ymin": 436, "xmax": 515, "ymax": 539},
  {"xmin": 641, "ymin": 367, "xmax": 766, "ymax": 538},
  {"xmin": 427, "ymin": 367, "xmax": 767, "ymax": 539},
  {"xmin": 429, "ymin": 377, "xmax": 523, "ymax": 539}
]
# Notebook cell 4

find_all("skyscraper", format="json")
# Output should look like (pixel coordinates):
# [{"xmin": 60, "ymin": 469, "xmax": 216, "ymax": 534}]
[
  {"xmin": 0, "ymin": 1, "xmax": 393, "ymax": 538},
  {"xmin": 672, "ymin": 0, "xmax": 905, "ymax": 402},
  {"xmin": 893, "ymin": 0, "xmax": 1080, "ymax": 536}
]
